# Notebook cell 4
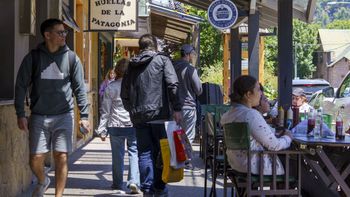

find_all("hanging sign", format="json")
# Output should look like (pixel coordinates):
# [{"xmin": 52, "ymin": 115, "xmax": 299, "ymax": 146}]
[
  {"xmin": 88, "ymin": 0, "xmax": 138, "ymax": 31},
  {"xmin": 207, "ymin": 0, "xmax": 238, "ymax": 30}
]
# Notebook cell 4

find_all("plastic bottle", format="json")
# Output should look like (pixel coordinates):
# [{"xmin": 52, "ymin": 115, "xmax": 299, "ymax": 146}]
[
  {"xmin": 314, "ymin": 108, "xmax": 323, "ymax": 139},
  {"xmin": 336, "ymin": 107, "xmax": 345, "ymax": 140},
  {"xmin": 286, "ymin": 107, "xmax": 293, "ymax": 129},
  {"xmin": 278, "ymin": 106, "xmax": 285, "ymax": 127},
  {"xmin": 307, "ymin": 109, "xmax": 315, "ymax": 137},
  {"xmin": 292, "ymin": 106, "xmax": 299, "ymax": 127}
]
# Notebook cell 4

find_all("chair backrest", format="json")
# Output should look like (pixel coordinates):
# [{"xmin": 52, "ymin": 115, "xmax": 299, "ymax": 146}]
[
  {"xmin": 223, "ymin": 122, "xmax": 250, "ymax": 150},
  {"xmin": 205, "ymin": 112, "xmax": 215, "ymax": 136}
]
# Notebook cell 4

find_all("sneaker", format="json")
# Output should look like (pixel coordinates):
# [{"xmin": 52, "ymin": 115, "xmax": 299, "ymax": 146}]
[
  {"xmin": 115, "ymin": 190, "xmax": 126, "ymax": 195},
  {"xmin": 154, "ymin": 187, "xmax": 168, "ymax": 197},
  {"xmin": 184, "ymin": 162, "xmax": 201, "ymax": 172},
  {"xmin": 128, "ymin": 183, "xmax": 141, "ymax": 194},
  {"xmin": 32, "ymin": 176, "xmax": 50, "ymax": 197}
]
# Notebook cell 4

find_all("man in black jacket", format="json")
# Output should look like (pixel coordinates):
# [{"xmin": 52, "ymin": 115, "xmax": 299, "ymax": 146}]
[{"xmin": 121, "ymin": 34, "xmax": 182, "ymax": 196}]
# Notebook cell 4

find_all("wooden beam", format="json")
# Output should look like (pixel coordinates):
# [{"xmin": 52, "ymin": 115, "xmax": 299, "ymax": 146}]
[
  {"xmin": 248, "ymin": 11, "xmax": 260, "ymax": 80},
  {"xmin": 307, "ymin": 0, "xmax": 317, "ymax": 23},
  {"xmin": 278, "ymin": 0, "xmax": 293, "ymax": 111},
  {"xmin": 223, "ymin": 33, "xmax": 230, "ymax": 103},
  {"xmin": 250, "ymin": 0, "xmax": 257, "ymax": 14}
]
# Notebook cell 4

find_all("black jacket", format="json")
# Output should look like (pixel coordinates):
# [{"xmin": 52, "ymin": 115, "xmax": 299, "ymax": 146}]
[{"xmin": 121, "ymin": 50, "xmax": 182, "ymax": 124}]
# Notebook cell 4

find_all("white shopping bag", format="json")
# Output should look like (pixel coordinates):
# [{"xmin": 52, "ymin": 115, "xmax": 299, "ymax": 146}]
[{"xmin": 164, "ymin": 121, "xmax": 185, "ymax": 169}]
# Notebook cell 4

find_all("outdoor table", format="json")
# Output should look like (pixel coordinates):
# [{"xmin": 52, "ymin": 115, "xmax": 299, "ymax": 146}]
[{"xmin": 293, "ymin": 135, "xmax": 350, "ymax": 195}]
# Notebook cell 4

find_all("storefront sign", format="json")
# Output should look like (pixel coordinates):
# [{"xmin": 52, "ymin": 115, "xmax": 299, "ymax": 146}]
[
  {"xmin": 89, "ymin": 0, "xmax": 138, "ymax": 31},
  {"xmin": 207, "ymin": 0, "xmax": 238, "ymax": 30}
]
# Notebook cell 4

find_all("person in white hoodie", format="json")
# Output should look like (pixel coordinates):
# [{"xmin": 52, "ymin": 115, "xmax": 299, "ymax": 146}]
[
  {"xmin": 96, "ymin": 58, "xmax": 140, "ymax": 195},
  {"xmin": 221, "ymin": 75, "xmax": 293, "ymax": 175}
]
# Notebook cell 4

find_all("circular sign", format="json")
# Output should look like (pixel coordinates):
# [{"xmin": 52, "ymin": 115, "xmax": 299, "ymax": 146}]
[{"xmin": 208, "ymin": 0, "xmax": 238, "ymax": 30}]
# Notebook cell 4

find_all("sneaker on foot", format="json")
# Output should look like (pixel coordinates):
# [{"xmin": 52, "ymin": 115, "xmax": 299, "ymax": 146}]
[
  {"xmin": 184, "ymin": 162, "xmax": 200, "ymax": 172},
  {"xmin": 154, "ymin": 187, "xmax": 168, "ymax": 197},
  {"xmin": 32, "ymin": 176, "xmax": 50, "ymax": 197},
  {"xmin": 128, "ymin": 183, "xmax": 141, "ymax": 194},
  {"xmin": 115, "ymin": 190, "xmax": 126, "ymax": 194}
]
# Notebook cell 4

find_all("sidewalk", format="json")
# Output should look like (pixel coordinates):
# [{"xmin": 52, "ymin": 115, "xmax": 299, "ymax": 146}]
[{"xmin": 22, "ymin": 137, "xmax": 224, "ymax": 197}]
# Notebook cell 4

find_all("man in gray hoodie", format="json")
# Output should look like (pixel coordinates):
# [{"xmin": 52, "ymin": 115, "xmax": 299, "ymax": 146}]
[
  {"xmin": 173, "ymin": 44, "xmax": 202, "ymax": 171},
  {"xmin": 15, "ymin": 18, "xmax": 89, "ymax": 197}
]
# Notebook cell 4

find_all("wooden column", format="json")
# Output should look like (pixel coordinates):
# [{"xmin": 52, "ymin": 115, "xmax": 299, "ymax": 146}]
[
  {"xmin": 223, "ymin": 33, "xmax": 230, "ymax": 103},
  {"xmin": 278, "ymin": 0, "xmax": 293, "ymax": 110},
  {"xmin": 230, "ymin": 27, "xmax": 242, "ymax": 83},
  {"xmin": 248, "ymin": 11, "xmax": 260, "ymax": 80}
]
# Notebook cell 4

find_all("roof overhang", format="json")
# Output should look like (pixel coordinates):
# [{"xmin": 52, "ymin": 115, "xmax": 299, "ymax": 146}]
[{"xmin": 176, "ymin": 0, "xmax": 317, "ymax": 28}]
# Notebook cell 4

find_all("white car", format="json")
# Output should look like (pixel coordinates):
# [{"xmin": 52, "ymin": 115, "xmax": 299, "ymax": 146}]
[{"xmin": 309, "ymin": 71, "xmax": 350, "ymax": 130}]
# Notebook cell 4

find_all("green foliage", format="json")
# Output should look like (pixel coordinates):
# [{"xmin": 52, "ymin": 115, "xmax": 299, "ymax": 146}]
[
  {"xmin": 185, "ymin": 6, "xmax": 223, "ymax": 68},
  {"xmin": 200, "ymin": 61, "xmax": 223, "ymax": 85},
  {"xmin": 293, "ymin": 20, "xmax": 320, "ymax": 78},
  {"xmin": 314, "ymin": 0, "xmax": 350, "ymax": 26},
  {"xmin": 264, "ymin": 34, "xmax": 278, "ymax": 75},
  {"xmin": 264, "ymin": 20, "xmax": 319, "ymax": 80},
  {"xmin": 327, "ymin": 19, "xmax": 350, "ymax": 29}
]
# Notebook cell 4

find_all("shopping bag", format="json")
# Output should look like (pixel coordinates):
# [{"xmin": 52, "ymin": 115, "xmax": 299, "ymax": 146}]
[
  {"xmin": 173, "ymin": 129, "xmax": 188, "ymax": 162},
  {"xmin": 164, "ymin": 121, "xmax": 185, "ymax": 169},
  {"xmin": 160, "ymin": 139, "xmax": 184, "ymax": 183}
]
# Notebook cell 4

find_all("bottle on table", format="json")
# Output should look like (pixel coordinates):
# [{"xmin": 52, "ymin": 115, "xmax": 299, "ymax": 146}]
[
  {"xmin": 292, "ymin": 106, "xmax": 299, "ymax": 127},
  {"xmin": 314, "ymin": 108, "xmax": 324, "ymax": 139},
  {"xmin": 278, "ymin": 106, "xmax": 285, "ymax": 128},
  {"xmin": 336, "ymin": 107, "xmax": 345, "ymax": 140},
  {"xmin": 307, "ymin": 109, "xmax": 315, "ymax": 137},
  {"xmin": 287, "ymin": 107, "xmax": 293, "ymax": 129}
]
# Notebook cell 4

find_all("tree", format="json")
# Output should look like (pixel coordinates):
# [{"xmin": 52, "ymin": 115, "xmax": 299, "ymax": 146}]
[
  {"xmin": 327, "ymin": 19, "xmax": 350, "ymax": 29},
  {"xmin": 334, "ymin": 7, "xmax": 350, "ymax": 21},
  {"xmin": 293, "ymin": 20, "xmax": 320, "ymax": 78},
  {"xmin": 185, "ymin": 6, "xmax": 223, "ymax": 68},
  {"xmin": 264, "ymin": 20, "xmax": 319, "ymax": 79}
]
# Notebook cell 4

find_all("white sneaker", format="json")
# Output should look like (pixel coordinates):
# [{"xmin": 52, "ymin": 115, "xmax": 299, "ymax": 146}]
[
  {"xmin": 32, "ymin": 176, "xmax": 50, "ymax": 197},
  {"xmin": 129, "ymin": 183, "xmax": 141, "ymax": 194},
  {"xmin": 115, "ymin": 190, "xmax": 126, "ymax": 194}
]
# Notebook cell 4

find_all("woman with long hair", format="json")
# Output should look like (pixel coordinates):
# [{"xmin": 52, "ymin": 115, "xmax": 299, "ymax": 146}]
[
  {"xmin": 96, "ymin": 58, "xmax": 140, "ymax": 195},
  {"xmin": 221, "ymin": 75, "xmax": 293, "ymax": 175}
]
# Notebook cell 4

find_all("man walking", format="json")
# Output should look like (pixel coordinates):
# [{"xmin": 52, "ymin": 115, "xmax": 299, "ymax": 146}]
[
  {"xmin": 173, "ymin": 44, "xmax": 202, "ymax": 170},
  {"xmin": 15, "ymin": 18, "xmax": 90, "ymax": 197},
  {"xmin": 121, "ymin": 34, "xmax": 182, "ymax": 196}
]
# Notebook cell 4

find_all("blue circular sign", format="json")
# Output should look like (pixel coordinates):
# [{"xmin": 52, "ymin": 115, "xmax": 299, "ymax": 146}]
[{"xmin": 208, "ymin": 0, "xmax": 238, "ymax": 30}]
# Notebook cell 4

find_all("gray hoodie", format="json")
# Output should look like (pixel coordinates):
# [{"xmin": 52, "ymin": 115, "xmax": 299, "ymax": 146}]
[
  {"xmin": 173, "ymin": 59, "xmax": 202, "ymax": 109},
  {"xmin": 15, "ymin": 43, "xmax": 89, "ymax": 119}
]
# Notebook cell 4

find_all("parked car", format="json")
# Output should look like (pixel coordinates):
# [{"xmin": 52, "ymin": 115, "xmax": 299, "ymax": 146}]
[
  {"xmin": 309, "ymin": 71, "xmax": 350, "ymax": 131},
  {"xmin": 292, "ymin": 79, "xmax": 331, "ymax": 101}
]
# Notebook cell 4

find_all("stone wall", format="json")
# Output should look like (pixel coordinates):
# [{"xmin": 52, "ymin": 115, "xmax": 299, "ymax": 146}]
[
  {"xmin": 0, "ymin": 91, "xmax": 96, "ymax": 196},
  {"xmin": 0, "ymin": 104, "xmax": 32, "ymax": 197}
]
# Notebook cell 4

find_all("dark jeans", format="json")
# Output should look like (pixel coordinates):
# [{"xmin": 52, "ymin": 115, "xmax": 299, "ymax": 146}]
[{"xmin": 134, "ymin": 122, "xmax": 167, "ymax": 192}]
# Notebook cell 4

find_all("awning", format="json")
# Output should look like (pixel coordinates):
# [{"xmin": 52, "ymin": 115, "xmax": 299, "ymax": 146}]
[
  {"xmin": 149, "ymin": 2, "xmax": 204, "ymax": 44},
  {"xmin": 62, "ymin": 2, "xmax": 80, "ymax": 32}
]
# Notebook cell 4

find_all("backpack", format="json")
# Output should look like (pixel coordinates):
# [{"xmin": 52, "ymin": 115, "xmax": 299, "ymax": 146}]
[{"xmin": 25, "ymin": 49, "xmax": 76, "ymax": 106}]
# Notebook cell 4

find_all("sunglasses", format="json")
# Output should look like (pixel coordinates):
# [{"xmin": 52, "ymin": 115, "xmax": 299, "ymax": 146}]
[{"xmin": 52, "ymin": 30, "xmax": 68, "ymax": 37}]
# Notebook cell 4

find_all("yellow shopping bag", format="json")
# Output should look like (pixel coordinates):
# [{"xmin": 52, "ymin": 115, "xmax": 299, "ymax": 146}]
[{"xmin": 160, "ymin": 139, "xmax": 184, "ymax": 183}]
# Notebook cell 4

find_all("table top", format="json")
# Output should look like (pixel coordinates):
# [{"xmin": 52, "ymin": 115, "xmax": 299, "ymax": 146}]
[{"xmin": 293, "ymin": 135, "xmax": 350, "ymax": 147}]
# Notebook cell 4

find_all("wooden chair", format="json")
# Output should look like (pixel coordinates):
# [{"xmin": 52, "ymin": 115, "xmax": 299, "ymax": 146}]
[{"xmin": 223, "ymin": 122, "xmax": 302, "ymax": 197}]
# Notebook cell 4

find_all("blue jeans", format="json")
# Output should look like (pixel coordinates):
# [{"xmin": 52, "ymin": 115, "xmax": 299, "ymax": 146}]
[
  {"xmin": 134, "ymin": 123, "xmax": 167, "ymax": 192},
  {"xmin": 108, "ymin": 127, "xmax": 139, "ymax": 189}
]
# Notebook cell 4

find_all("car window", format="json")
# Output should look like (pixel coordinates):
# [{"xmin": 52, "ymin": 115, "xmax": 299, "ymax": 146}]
[
  {"xmin": 292, "ymin": 85, "xmax": 330, "ymax": 95},
  {"xmin": 339, "ymin": 74, "xmax": 350, "ymax": 98}
]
